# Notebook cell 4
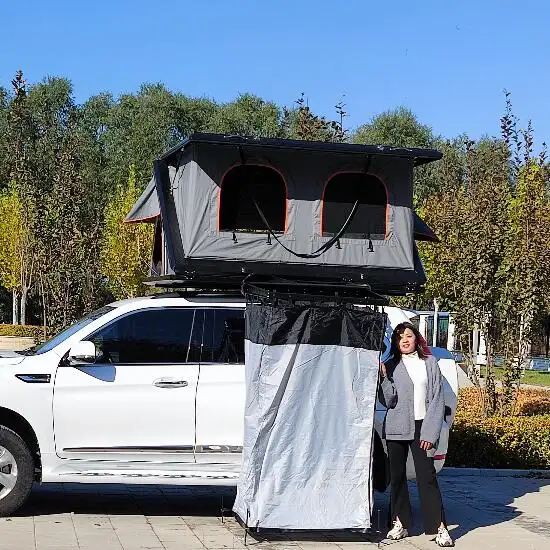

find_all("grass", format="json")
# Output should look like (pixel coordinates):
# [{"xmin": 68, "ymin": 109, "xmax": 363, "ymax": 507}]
[{"xmin": 479, "ymin": 366, "xmax": 550, "ymax": 387}]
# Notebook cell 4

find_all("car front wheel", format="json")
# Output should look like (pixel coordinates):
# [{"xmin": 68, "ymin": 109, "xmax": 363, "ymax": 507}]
[{"xmin": 0, "ymin": 426, "xmax": 34, "ymax": 516}]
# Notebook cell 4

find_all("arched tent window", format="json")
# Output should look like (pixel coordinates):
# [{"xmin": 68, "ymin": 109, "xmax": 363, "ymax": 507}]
[
  {"xmin": 322, "ymin": 173, "xmax": 387, "ymax": 239},
  {"xmin": 219, "ymin": 165, "xmax": 286, "ymax": 233}
]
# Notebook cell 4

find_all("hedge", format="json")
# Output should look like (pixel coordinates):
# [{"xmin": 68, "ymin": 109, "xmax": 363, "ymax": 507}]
[
  {"xmin": 448, "ymin": 414, "xmax": 550, "ymax": 469},
  {"xmin": 0, "ymin": 324, "xmax": 44, "ymax": 339},
  {"xmin": 456, "ymin": 387, "xmax": 550, "ymax": 416},
  {"xmin": 447, "ymin": 388, "xmax": 550, "ymax": 469}
]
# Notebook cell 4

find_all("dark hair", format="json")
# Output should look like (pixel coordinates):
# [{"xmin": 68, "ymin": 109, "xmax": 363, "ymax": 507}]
[{"xmin": 390, "ymin": 322, "xmax": 428, "ymax": 361}]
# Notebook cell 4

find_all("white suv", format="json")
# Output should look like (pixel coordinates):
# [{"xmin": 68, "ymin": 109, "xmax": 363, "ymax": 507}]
[{"xmin": 0, "ymin": 294, "xmax": 458, "ymax": 516}]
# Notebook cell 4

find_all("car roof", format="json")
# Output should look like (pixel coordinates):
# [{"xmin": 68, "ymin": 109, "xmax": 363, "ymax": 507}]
[
  {"xmin": 109, "ymin": 294, "xmax": 245, "ymax": 308},
  {"xmin": 108, "ymin": 294, "xmax": 417, "ymax": 327}
]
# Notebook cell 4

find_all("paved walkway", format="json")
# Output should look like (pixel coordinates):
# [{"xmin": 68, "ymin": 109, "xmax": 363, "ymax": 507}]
[{"xmin": 0, "ymin": 472, "xmax": 549, "ymax": 549}]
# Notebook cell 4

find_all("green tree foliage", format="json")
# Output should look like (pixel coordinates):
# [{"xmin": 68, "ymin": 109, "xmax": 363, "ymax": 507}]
[
  {"xmin": 419, "ymin": 95, "xmax": 550, "ymax": 415},
  {"xmin": 418, "ymin": 140, "xmax": 467, "ymax": 310},
  {"xmin": 6, "ymin": 71, "xmax": 38, "ymax": 324},
  {"xmin": 3, "ymin": 73, "xmax": 113, "ymax": 329},
  {"xmin": 353, "ymin": 106, "xmax": 434, "ymax": 148},
  {"xmin": 420, "ymin": 138, "xmax": 511, "ymax": 414},
  {"xmin": 353, "ymin": 107, "xmax": 440, "ymax": 204},
  {"xmin": 101, "ymin": 165, "xmax": 154, "ymax": 300},
  {"xmin": 498, "ymin": 160, "xmax": 550, "ymax": 409},
  {"xmin": 206, "ymin": 93, "xmax": 282, "ymax": 138},
  {"xmin": 39, "ymin": 112, "xmax": 109, "ymax": 331},
  {"xmin": 282, "ymin": 94, "xmax": 347, "ymax": 142},
  {"xmin": 103, "ymin": 84, "xmax": 217, "ymax": 189},
  {"xmin": 0, "ymin": 185, "xmax": 25, "ymax": 323},
  {"xmin": 0, "ymin": 87, "xmax": 10, "ymax": 191}
]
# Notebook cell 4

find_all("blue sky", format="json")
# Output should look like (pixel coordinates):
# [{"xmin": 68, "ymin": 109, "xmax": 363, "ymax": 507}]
[{"xmin": 2, "ymin": 0, "xmax": 549, "ymax": 146}]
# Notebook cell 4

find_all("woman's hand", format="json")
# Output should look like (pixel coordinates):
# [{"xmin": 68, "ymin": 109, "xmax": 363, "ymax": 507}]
[
  {"xmin": 380, "ymin": 361, "xmax": 387, "ymax": 378},
  {"xmin": 419, "ymin": 440, "xmax": 433, "ymax": 451}
]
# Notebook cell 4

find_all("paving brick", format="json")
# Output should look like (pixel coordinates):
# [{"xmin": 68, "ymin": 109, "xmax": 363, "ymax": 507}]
[{"xmin": 0, "ymin": 476, "xmax": 548, "ymax": 549}]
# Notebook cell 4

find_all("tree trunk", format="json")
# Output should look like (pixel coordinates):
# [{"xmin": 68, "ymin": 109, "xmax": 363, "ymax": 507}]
[
  {"xmin": 12, "ymin": 290, "xmax": 20, "ymax": 325},
  {"xmin": 20, "ymin": 288, "xmax": 28, "ymax": 326},
  {"xmin": 484, "ymin": 335, "xmax": 498, "ymax": 415},
  {"xmin": 432, "ymin": 299, "xmax": 439, "ymax": 347}
]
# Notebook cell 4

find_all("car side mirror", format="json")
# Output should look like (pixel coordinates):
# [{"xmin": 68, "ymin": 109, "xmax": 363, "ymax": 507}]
[{"xmin": 68, "ymin": 341, "xmax": 97, "ymax": 364}]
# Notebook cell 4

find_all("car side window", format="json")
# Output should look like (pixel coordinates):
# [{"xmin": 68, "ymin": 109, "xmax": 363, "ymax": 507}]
[
  {"xmin": 88, "ymin": 308, "xmax": 202, "ymax": 364},
  {"xmin": 201, "ymin": 308, "xmax": 245, "ymax": 364}
]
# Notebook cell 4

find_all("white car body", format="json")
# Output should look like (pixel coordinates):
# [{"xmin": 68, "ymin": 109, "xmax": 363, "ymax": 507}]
[{"xmin": 0, "ymin": 295, "xmax": 458, "ymax": 513}]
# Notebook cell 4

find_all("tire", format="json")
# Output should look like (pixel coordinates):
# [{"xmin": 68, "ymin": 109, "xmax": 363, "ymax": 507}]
[{"xmin": 0, "ymin": 426, "xmax": 34, "ymax": 516}]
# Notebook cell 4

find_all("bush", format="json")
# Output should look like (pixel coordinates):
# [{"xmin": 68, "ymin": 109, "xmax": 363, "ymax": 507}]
[
  {"xmin": 448, "ymin": 414, "xmax": 550, "ymax": 469},
  {"xmin": 515, "ymin": 395, "xmax": 550, "ymax": 416},
  {"xmin": 448, "ymin": 388, "xmax": 550, "ymax": 468},
  {"xmin": 457, "ymin": 386, "xmax": 550, "ymax": 416},
  {"xmin": 0, "ymin": 324, "xmax": 44, "ymax": 339}
]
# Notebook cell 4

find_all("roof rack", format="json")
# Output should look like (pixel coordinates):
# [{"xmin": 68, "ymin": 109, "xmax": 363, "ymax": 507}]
[
  {"xmin": 242, "ymin": 276, "xmax": 388, "ymax": 306},
  {"xmin": 149, "ymin": 289, "xmax": 244, "ymax": 299}
]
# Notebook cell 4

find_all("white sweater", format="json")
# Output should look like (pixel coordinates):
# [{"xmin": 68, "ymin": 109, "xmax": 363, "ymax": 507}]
[{"xmin": 401, "ymin": 352, "xmax": 428, "ymax": 420}]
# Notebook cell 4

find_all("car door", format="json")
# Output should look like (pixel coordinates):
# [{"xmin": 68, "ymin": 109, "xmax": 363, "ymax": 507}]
[
  {"xmin": 53, "ymin": 307, "xmax": 203, "ymax": 463},
  {"xmin": 194, "ymin": 307, "xmax": 246, "ymax": 464}
]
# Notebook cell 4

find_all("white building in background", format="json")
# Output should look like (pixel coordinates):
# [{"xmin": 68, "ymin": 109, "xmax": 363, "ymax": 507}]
[
  {"xmin": 414, "ymin": 310, "xmax": 550, "ymax": 372},
  {"xmin": 413, "ymin": 310, "xmax": 487, "ymax": 365}
]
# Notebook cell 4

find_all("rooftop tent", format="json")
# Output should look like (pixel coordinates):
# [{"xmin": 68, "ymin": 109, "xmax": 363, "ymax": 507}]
[
  {"xmin": 125, "ymin": 177, "xmax": 164, "ymax": 277},
  {"xmin": 125, "ymin": 177, "xmax": 159, "ymax": 224},
  {"xmin": 413, "ymin": 212, "xmax": 439, "ymax": 242},
  {"xmin": 128, "ymin": 133, "xmax": 442, "ymax": 295}
]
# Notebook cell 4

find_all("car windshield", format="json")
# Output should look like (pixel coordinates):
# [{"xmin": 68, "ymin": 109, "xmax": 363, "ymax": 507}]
[{"xmin": 21, "ymin": 306, "xmax": 116, "ymax": 356}]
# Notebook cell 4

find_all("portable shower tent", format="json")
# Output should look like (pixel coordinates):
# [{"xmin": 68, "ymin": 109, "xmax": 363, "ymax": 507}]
[{"xmin": 126, "ymin": 133, "xmax": 440, "ymax": 295}]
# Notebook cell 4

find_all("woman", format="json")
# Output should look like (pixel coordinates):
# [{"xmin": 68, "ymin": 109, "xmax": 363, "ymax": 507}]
[{"xmin": 379, "ymin": 322, "xmax": 454, "ymax": 547}]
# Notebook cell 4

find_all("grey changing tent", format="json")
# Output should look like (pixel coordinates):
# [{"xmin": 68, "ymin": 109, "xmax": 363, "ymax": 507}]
[
  {"xmin": 126, "ymin": 133, "xmax": 440, "ymax": 295},
  {"xmin": 233, "ymin": 295, "xmax": 387, "ymax": 530}
]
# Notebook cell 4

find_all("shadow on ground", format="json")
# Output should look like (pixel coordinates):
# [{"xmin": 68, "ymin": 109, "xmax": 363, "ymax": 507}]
[
  {"xmin": 15, "ymin": 483, "xmax": 238, "ymax": 518},
  {"xmin": 12, "ymin": 476, "xmax": 550, "ymax": 544},
  {"xmin": 438, "ymin": 476, "xmax": 550, "ymax": 541}
]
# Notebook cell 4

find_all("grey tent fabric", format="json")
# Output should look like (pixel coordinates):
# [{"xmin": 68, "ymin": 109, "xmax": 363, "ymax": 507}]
[
  {"xmin": 125, "ymin": 177, "xmax": 159, "ymax": 223},
  {"xmin": 233, "ymin": 302, "xmax": 387, "ymax": 529}
]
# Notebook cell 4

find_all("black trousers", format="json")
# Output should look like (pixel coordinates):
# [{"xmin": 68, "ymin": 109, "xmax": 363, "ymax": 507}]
[{"xmin": 386, "ymin": 420, "xmax": 446, "ymax": 535}]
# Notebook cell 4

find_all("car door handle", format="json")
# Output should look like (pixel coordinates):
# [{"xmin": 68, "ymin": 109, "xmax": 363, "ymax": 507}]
[{"xmin": 153, "ymin": 378, "xmax": 189, "ymax": 388}]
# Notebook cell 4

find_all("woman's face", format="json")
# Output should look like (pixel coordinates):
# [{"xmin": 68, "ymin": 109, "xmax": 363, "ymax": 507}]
[{"xmin": 398, "ymin": 328, "xmax": 417, "ymax": 355}]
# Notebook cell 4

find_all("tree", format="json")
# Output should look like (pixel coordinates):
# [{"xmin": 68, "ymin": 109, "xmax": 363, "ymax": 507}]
[
  {"xmin": 353, "ymin": 106, "xmax": 434, "ymax": 148},
  {"xmin": 418, "ymin": 139, "xmax": 467, "ymax": 310},
  {"xmin": 353, "ymin": 107, "xmax": 439, "ymax": 204},
  {"xmin": 7, "ymin": 71, "xmax": 38, "ymax": 325},
  {"xmin": 498, "ymin": 159, "xmax": 550, "ymax": 410},
  {"xmin": 419, "ymin": 137, "xmax": 511, "ymax": 414},
  {"xmin": 207, "ymin": 93, "xmax": 282, "ymax": 138},
  {"xmin": 38, "ymin": 104, "xmax": 115, "ymax": 332},
  {"xmin": 282, "ymin": 94, "xmax": 347, "ymax": 142},
  {"xmin": 0, "ymin": 185, "xmax": 25, "ymax": 323},
  {"xmin": 101, "ymin": 165, "xmax": 154, "ymax": 299},
  {"xmin": 103, "ymin": 84, "xmax": 216, "ymax": 190},
  {"xmin": 0, "ymin": 87, "xmax": 10, "ymax": 190}
]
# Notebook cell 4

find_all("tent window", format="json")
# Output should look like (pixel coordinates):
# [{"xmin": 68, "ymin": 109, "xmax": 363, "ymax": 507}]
[
  {"xmin": 220, "ymin": 165, "xmax": 286, "ymax": 233},
  {"xmin": 322, "ymin": 173, "xmax": 387, "ymax": 239}
]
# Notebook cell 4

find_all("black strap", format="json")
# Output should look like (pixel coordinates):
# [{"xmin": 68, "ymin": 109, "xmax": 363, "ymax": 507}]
[
  {"xmin": 237, "ymin": 145, "xmax": 364, "ymax": 259},
  {"xmin": 250, "ymin": 193, "xmax": 359, "ymax": 259}
]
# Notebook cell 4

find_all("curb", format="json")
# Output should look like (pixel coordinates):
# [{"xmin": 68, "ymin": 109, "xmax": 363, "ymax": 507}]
[{"xmin": 441, "ymin": 467, "xmax": 550, "ymax": 479}]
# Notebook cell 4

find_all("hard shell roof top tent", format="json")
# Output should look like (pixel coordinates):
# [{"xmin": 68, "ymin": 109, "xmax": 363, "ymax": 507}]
[{"xmin": 125, "ymin": 133, "xmax": 441, "ymax": 297}]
